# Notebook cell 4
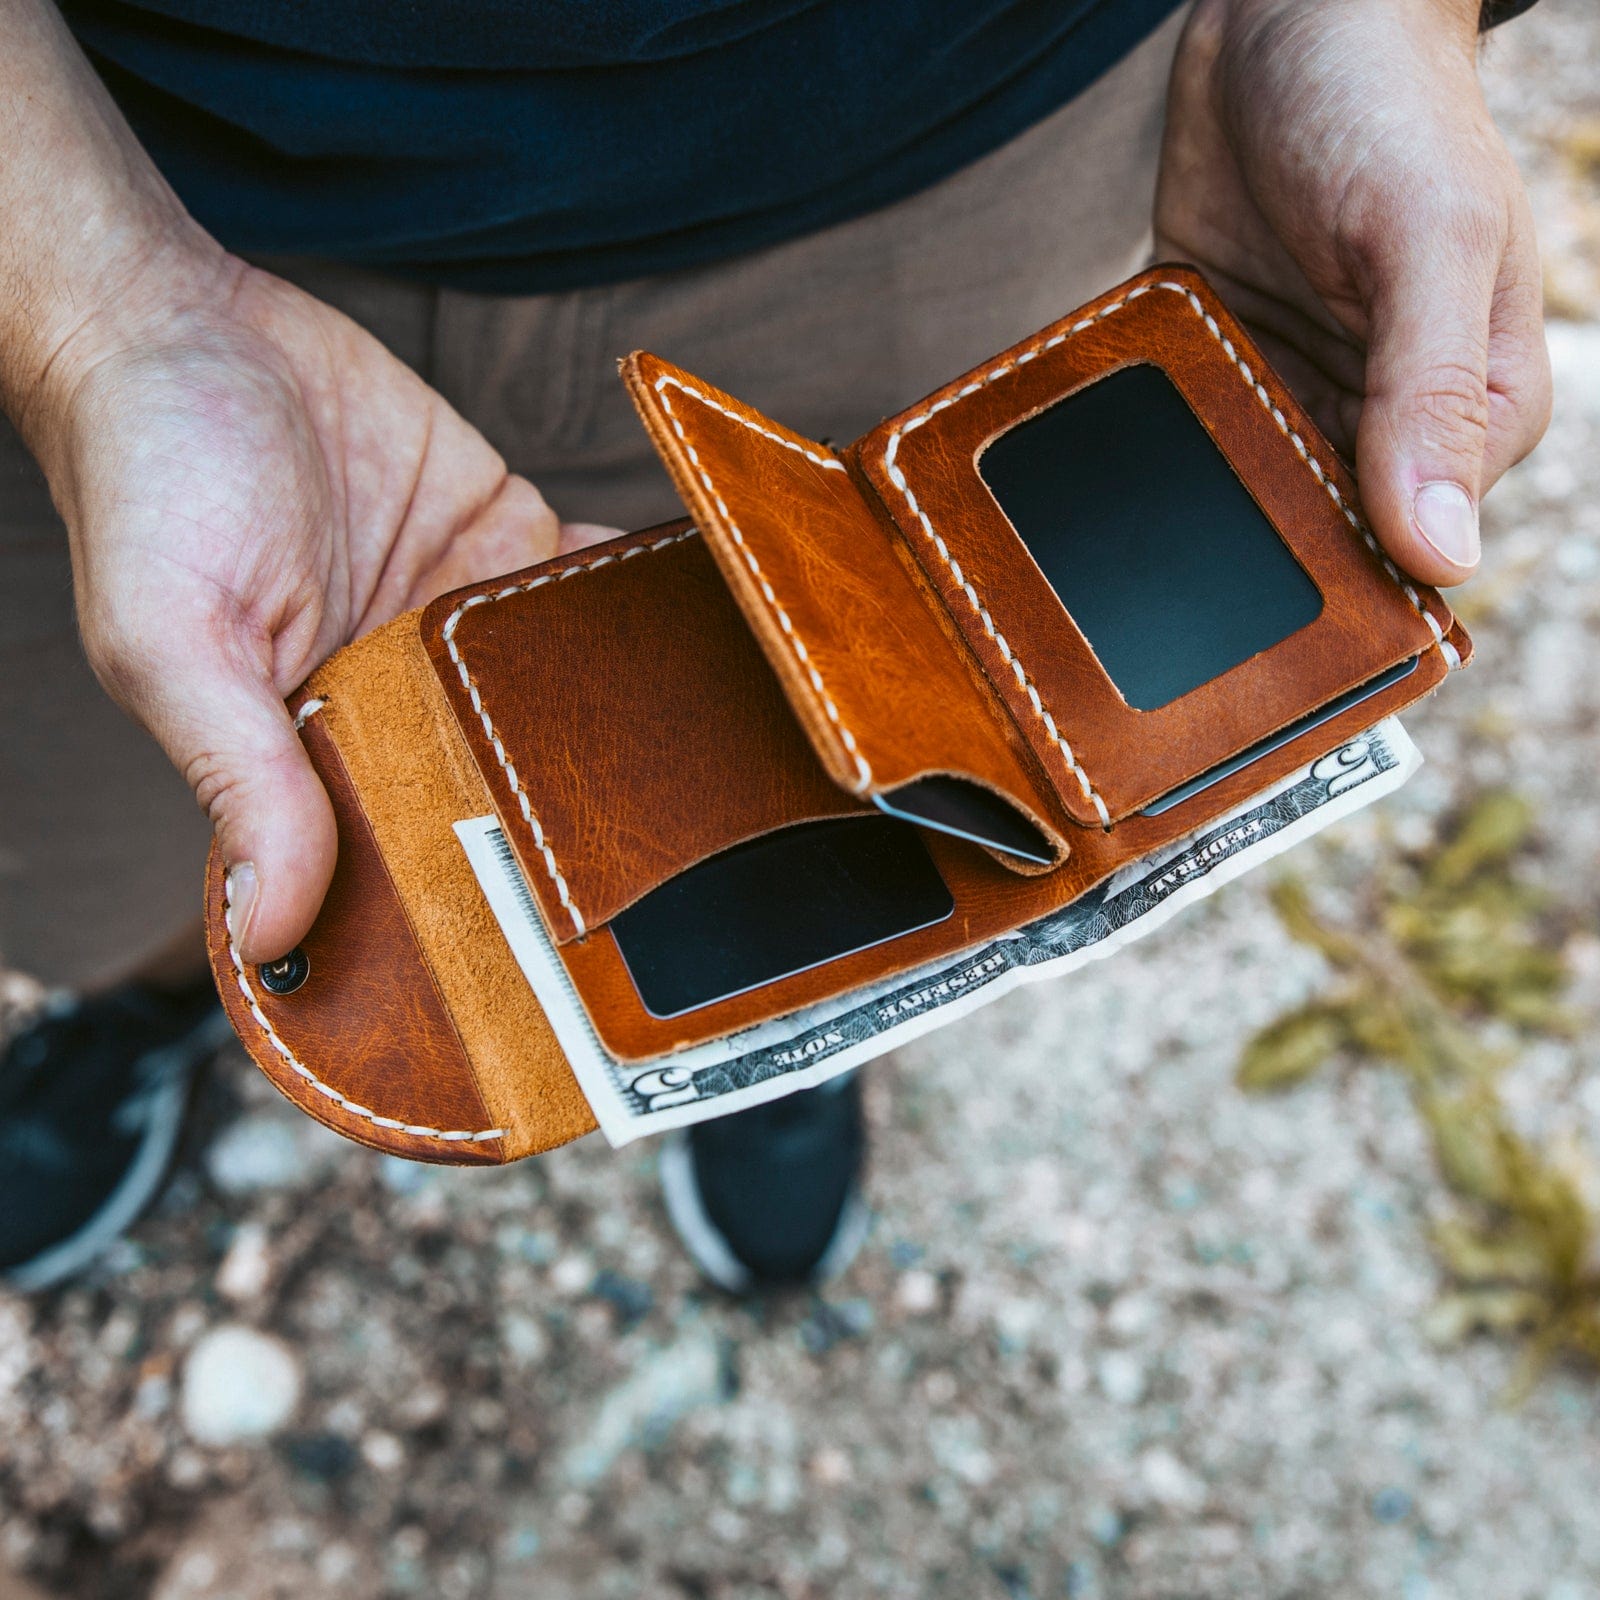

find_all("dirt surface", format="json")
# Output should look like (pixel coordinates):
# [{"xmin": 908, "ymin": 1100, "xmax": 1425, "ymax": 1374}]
[{"xmin": 3, "ymin": 6, "xmax": 1600, "ymax": 1597}]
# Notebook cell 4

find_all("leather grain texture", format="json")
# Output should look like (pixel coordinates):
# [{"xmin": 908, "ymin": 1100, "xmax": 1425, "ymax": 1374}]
[
  {"xmin": 563, "ymin": 642, "xmax": 1450, "ymax": 1060},
  {"xmin": 422, "ymin": 521, "xmax": 872, "ymax": 944},
  {"xmin": 852, "ymin": 265, "xmax": 1462, "ymax": 826},
  {"xmin": 621, "ymin": 355, "xmax": 1072, "ymax": 863},
  {"xmin": 205, "ymin": 714, "xmax": 508, "ymax": 1164}
]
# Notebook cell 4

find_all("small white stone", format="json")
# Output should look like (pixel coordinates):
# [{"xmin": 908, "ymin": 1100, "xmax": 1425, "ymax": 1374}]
[
  {"xmin": 500, "ymin": 1311, "xmax": 549, "ymax": 1368},
  {"xmin": 394, "ymin": 1381, "xmax": 448, "ymax": 1429},
  {"xmin": 895, "ymin": 1269, "xmax": 940, "ymax": 1315},
  {"xmin": 315, "ymin": 1544, "xmax": 361, "ymax": 1586},
  {"xmin": 180, "ymin": 1325, "xmax": 302, "ymax": 1446},
  {"xmin": 165, "ymin": 1448, "xmax": 208, "ymax": 1490},
  {"xmin": 1139, "ymin": 1448, "xmax": 1206, "ymax": 1512},
  {"xmin": 1554, "ymin": 538, "xmax": 1600, "ymax": 581},
  {"xmin": 1106, "ymin": 1295, "xmax": 1158, "ymax": 1339},
  {"xmin": 169, "ymin": 1551, "xmax": 220, "ymax": 1593},
  {"xmin": 215, "ymin": 1223, "xmax": 272, "ymax": 1303},
  {"xmin": 549, "ymin": 1253, "xmax": 594, "ymax": 1296},
  {"xmin": 361, "ymin": 1431, "xmax": 405, "ymax": 1473},
  {"xmin": 1097, "ymin": 1350, "xmax": 1147, "ymax": 1406},
  {"xmin": 204, "ymin": 1114, "xmax": 303, "ymax": 1195},
  {"xmin": 993, "ymin": 1296, "xmax": 1043, "ymax": 1348}
]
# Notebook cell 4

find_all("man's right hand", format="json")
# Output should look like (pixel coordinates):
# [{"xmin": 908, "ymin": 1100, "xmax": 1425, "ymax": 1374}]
[
  {"xmin": 1, "ymin": 0, "xmax": 611, "ymax": 965},
  {"xmin": 42, "ymin": 254, "xmax": 578, "ymax": 965}
]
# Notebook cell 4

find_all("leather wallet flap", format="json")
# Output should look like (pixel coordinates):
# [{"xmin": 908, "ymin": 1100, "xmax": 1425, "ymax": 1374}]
[
  {"xmin": 622, "ymin": 351, "xmax": 1074, "ymax": 864},
  {"xmin": 853, "ymin": 265, "xmax": 1467, "ymax": 824},
  {"xmin": 421, "ymin": 522, "xmax": 872, "ymax": 945}
]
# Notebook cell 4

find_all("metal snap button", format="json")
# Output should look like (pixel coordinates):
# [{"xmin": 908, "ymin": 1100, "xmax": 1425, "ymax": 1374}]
[{"xmin": 258, "ymin": 948, "xmax": 310, "ymax": 995}]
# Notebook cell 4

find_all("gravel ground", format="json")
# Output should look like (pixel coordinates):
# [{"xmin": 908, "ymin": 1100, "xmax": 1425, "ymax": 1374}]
[{"xmin": 3, "ymin": 6, "xmax": 1599, "ymax": 1598}]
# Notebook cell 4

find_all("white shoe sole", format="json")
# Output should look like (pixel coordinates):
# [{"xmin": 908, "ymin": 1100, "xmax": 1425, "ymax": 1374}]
[{"xmin": 3, "ymin": 1010, "xmax": 228, "ymax": 1293}]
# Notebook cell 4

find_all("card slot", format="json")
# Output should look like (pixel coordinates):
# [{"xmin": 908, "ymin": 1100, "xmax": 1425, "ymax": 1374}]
[
  {"xmin": 1139, "ymin": 657, "xmax": 1419, "ymax": 816},
  {"xmin": 975, "ymin": 361, "xmax": 1326, "ymax": 713},
  {"xmin": 424, "ymin": 526, "xmax": 868, "ymax": 945},
  {"xmin": 873, "ymin": 774, "xmax": 1055, "ymax": 865},
  {"xmin": 855, "ymin": 267, "xmax": 1456, "ymax": 828},
  {"xmin": 622, "ymin": 353, "xmax": 1078, "ymax": 868},
  {"xmin": 610, "ymin": 814, "xmax": 954, "ymax": 1019}
]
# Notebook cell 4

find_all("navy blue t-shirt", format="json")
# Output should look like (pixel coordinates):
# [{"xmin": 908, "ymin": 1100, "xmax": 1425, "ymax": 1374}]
[{"xmin": 63, "ymin": 0, "xmax": 1184, "ymax": 292}]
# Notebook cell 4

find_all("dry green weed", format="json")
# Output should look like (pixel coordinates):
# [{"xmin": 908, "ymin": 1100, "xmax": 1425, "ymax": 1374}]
[{"xmin": 1239, "ymin": 793, "xmax": 1597, "ymax": 1395}]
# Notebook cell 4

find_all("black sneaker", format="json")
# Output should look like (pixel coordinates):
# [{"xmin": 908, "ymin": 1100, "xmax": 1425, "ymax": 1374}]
[
  {"xmin": 659, "ymin": 1073, "xmax": 870, "ymax": 1292},
  {"xmin": 0, "ymin": 978, "xmax": 229, "ymax": 1292}
]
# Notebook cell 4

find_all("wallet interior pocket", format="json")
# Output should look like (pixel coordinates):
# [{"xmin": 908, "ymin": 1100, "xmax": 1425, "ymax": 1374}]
[
  {"xmin": 975, "ymin": 360, "xmax": 1326, "ymax": 712},
  {"xmin": 621, "ymin": 356, "xmax": 1077, "ymax": 872},
  {"xmin": 423, "ymin": 525, "xmax": 869, "ymax": 945},
  {"xmin": 609, "ymin": 813, "xmax": 954, "ymax": 1018},
  {"xmin": 855, "ymin": 268, "xmax": 1466, "ymax": 826}
]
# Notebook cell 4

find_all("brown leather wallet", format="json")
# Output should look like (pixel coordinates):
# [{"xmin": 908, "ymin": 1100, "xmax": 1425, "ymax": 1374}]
[{"xmin": 204, "ymin": 265, "xmax": 1470, "ymax": 1165}]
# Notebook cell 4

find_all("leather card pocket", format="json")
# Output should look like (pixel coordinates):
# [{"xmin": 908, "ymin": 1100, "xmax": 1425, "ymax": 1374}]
[
  {"xmin": 622, "ymin": 353, "xmax": 1075, "ymax": 872},
  {"xmin": 855, "ymin": 265, "xmax": 1463, "ymax": 827},
  {"xmin": 422, "ymin": 524, "xmax": 865, "ymax": 945}
]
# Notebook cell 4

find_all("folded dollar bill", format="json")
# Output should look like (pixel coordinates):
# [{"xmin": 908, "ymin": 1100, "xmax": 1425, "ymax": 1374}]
[{"xmin": 456, "ymin": 720, "xmax": 1418, "ymax": 1145}]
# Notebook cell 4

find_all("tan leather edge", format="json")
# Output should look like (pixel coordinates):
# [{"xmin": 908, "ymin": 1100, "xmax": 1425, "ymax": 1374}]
[
  {"xmin": 204, "ymin": 806, "xmax": 507, "ymax": 1167},
  {"xmin": 302, "ymin": 612, "xmax": 597, "ymax": 1158}
]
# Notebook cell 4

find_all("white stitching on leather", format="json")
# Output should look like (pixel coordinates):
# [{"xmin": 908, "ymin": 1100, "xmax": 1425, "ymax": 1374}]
[
  {"xmin": 652, "ymin": 376, "xmax": 873, "ymax": 793},
  {"xmin": 883, "ymin": 303, "xmax": 1120, "ymax": 826},
  {"xmin": 882, "ymin": 279, "xmax": 1459, "ymax": 827},
  {"xmin": 651, "ymin": 377, "xmax": 849, "ymax": 475},
  {"xmin": 292, "ymin": 697, "xmax": 327, "ymax": 730},
  {"xmin": 439, "ymin": 528, "xmax": 698, "ymax": 938},
  {"xmin": 221, "ymin": 878, "xmax": 505, "ymax": 1145},
  {"xmin": 1156, "ymin": 280, "xmax": 1461, "ymax": 670}
]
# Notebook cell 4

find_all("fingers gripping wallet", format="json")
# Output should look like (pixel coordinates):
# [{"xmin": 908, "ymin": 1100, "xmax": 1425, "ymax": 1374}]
[{"xmin": 203, "ymin": 266, "xmax": 1471, "ymax": 1165}]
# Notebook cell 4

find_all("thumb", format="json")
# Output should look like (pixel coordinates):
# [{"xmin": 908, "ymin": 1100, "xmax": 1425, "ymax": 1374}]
[
  {"xmin": 1355, "ymin": 241, "xmax": 1497, "ymax": 589},
  {"xmin": 136, "ymin": 649, "xmax": 337, "ymax": 965}
]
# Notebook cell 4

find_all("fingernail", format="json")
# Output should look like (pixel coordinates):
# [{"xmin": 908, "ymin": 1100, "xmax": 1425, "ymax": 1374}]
[
  {"xmin": 226, "ymin": 861, "xmax": 259, "ymax": 950},
  {"xmin": 1412, "ymin": 481, "xmax": 1480, "ymax": 570}
]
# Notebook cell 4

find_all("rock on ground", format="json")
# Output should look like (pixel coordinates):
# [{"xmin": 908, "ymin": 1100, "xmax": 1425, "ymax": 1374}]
[{"xmin": 179, "ymin": 1326, "xmax": 303, "ymax": 1448}]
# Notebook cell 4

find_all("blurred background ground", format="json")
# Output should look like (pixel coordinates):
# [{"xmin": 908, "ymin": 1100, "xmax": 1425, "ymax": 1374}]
[{"xmin": 3, "ymin": 5, "xmax": 1600, "ymax": 1597}]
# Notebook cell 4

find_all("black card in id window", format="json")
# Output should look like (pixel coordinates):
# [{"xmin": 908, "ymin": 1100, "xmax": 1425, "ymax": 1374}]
[
  {"xmin": 979, "ymin": 361, "xmax": 1325, "ymax": 710},
  {"xmin": 610, "ymin": 815, "xmax": 954, "ymax": 1019}
]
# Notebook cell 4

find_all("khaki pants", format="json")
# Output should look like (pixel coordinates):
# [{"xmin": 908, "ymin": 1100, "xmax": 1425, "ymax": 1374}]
[{"xmin": 0, "ymin": 8, "xmax": 1184, "ymax": 989}]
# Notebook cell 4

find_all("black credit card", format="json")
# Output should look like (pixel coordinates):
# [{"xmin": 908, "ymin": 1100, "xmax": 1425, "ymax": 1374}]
[
  {"xmin": 979, "ymin": 361, "xmax": 1326, "ymax": 711},
  {"xmin": 1139, "ymin": 655, "xmax": 1418, "ymax": 815},
  {"xmin": 874, "ymin": 774, "xmax": 1054, "ymax": 864},
  {"xmin": 610, "ymin": 814, "xmax": 954, "ymax": 1019}
]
